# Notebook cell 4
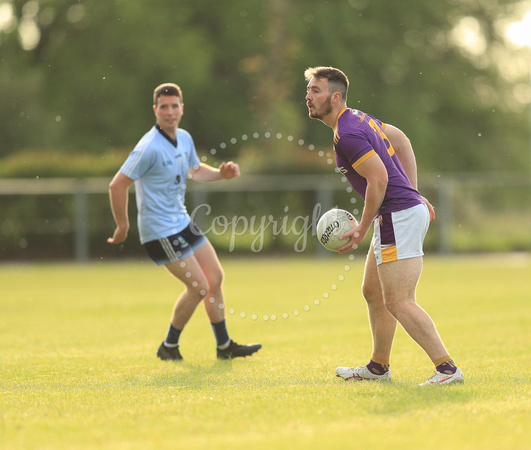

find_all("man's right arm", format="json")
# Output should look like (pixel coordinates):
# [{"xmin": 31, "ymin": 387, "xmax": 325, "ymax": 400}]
[
  {"xmin": 338, "ymin": 153, "xmax": 388, "ymax": 254},
  {"xmin": 107, "ymin": 171, "xmax": 134, "ymax": 244}
]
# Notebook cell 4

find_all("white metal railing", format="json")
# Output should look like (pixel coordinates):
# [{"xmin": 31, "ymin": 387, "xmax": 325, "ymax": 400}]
[{"xmin": 1, "ymin": 173, "xmax": 529, "ymax": 261}]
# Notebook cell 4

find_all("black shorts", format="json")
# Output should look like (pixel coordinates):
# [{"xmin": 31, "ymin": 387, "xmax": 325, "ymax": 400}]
[{"xmin": 143, "ymin": 221, "xmax": 208, "ymax": 266}]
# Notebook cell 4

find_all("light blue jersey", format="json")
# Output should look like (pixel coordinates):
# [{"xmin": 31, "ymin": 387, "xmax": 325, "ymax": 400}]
[{"xmin": 120, "ymin": 125, "xmax": 201, "ymax": 244}]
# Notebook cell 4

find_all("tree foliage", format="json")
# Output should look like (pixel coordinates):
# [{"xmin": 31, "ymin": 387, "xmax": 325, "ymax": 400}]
[{"xmin": 0, "ymin": 0, "xmax": 529, "ymax": 173}]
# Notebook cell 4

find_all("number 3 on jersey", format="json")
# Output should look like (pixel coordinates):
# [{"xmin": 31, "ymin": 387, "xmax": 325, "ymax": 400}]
[{"xmin": 369, "ymin": 118, "xmax": 395, "ymax": 157}]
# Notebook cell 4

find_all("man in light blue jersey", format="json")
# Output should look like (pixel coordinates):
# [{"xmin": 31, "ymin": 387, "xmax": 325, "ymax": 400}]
[
  {"xmin": 108, "ymin": 83, "xmax": 261, "ymax": 361},
  {"xmin": 305, "ymin": 67, "xmax": 463, "ymax": 385}
]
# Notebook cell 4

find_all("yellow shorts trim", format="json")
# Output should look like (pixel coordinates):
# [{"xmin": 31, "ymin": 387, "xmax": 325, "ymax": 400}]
[
  {"xmin": 381, "ymin": 245, "xmax": 398, "ymax": 263},
  {"xmin": 372, "ymin": 203, "xmax": 430, "ymax": 266}
]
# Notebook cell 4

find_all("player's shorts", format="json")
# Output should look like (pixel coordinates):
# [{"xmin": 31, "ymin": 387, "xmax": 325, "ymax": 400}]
[
  {"xmin": 143, "ymin": 221, "xmax": 208, "ymax": 266},
  {"xmin": 372, "ymin": 203, "xmax": 429, "ymax": 266}
]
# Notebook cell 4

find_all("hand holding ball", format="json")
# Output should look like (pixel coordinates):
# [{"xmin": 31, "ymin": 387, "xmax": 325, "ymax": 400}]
[{"xmin": 316, "ymin": 209, "xmax": 358, "ymax": 252}]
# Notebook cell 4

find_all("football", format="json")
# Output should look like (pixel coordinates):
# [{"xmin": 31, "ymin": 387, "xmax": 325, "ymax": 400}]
[{"xmin": 316, "ymin": 208, "xmax": 358, "ymax": 252}]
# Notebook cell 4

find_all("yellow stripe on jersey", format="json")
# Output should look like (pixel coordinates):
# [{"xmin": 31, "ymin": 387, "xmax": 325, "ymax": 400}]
[
  {"xmin": 381, "ymin": 245, "xmax": 398, "ymax": 263},
  {"xmin": 333, "ymin": 107, "xmax": 348, "ymax": 145},
  {"xmin": 333, "ymin": 107, "xmax": 348, "ymax": 132},
  {"xmin": 352, "ymin": 149, "xmax": 376, "ymax": 170},
  {"xmin": 369, "ymin": 120, "xmax": 395, "ymax": 156}
]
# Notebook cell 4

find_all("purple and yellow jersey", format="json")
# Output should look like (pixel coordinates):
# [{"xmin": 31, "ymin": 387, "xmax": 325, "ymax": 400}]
[{"xmin": 333, "ymin": 108, "xmax": 423, "ymax": 215}]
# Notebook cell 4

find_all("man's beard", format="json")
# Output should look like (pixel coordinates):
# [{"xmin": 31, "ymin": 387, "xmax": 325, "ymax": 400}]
[{"xmin": 309, "ymin": 95, "xmax": 333, "ymax": 119}]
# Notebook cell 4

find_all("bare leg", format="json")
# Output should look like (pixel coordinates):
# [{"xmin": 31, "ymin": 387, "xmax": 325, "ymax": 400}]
[
  {"xmin": 362, "ymin": 245, "xmax": 397, "ymax": 361},
  {"xmin": 377, "ymin": 256, "xmax": 449, "ymax": 362},
  {"xmin": 165, "ymin": 255, "xmax": 210, "ymax": 330},
  {"xmin": 193, "ymin": 241, "xmax": 226, "ymax": 324}
]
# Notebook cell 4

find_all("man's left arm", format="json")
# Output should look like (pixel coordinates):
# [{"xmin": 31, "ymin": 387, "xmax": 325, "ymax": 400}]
[
  {"xmin": 384, "ymin": 123, "xmax": 435, "ymax": 219},
  {"xmin": 188, "ymin": 162, "xmax": 240, "ymax": 182},
  {"xmin": 384, "ymin": 124, "xmax": 418, "ymax": 189}
]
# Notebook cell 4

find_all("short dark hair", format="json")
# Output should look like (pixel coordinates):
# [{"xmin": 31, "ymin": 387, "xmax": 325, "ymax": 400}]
[
  {"xmin": 304, "ymin": 66, "xmax": 349, "ymax": 102},
  {"xmin": 153, "ymin": 83, "xmax": 183, "ymax": 106}
]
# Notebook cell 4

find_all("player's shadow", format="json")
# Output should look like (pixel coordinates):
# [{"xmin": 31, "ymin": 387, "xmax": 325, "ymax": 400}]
[{"xmin": 146, "ymin": 358, "xmax": 237, "ymax": 388}]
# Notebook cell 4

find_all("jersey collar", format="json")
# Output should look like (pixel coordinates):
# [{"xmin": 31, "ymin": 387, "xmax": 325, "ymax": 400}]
[
  {"xmin": 333, "ymin": 107, "xmax": 348, "ymax": 133},
  {"xmin": 155, "ymin": 124, "xmax": 178, "ymax": 148}
]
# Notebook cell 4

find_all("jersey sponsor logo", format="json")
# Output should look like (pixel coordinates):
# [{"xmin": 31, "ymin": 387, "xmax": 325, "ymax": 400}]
[
  {"xmin": 163, "ymin": 159, "xmax": 173, "ymax": 167},
  {"xmin": 352, "ymin": 109, "xmax": 367, "ymax": 123}
]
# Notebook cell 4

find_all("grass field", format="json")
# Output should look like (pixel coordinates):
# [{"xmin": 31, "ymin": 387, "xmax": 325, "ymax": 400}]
[{"xmin": 1, "ymin": 254, "xmax": 529, "ymax": 449}]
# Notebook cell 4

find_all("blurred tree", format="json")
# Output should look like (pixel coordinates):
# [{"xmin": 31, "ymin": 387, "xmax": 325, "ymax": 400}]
[
  {"xmin": 0, "ymin": 0, "xmax": 529, "ymax": 174},
  {"xmin": 288, "ymin": 0, "xmax": 530, "ymax": 172}
]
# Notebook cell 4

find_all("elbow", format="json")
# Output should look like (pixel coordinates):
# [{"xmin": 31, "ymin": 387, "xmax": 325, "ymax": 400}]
[
  {"xmin": 377, "ymin": 175, "xmax": 388, "ymax": 198},
  {"xmin": 392, "ymin": 138, "xmax": 409, "ymax": 157},
  {"xmin": 109, "ymin": 174, "xmax": 132, "ymax": 193},
  {"xmin": 379, "ymin": 172, "xmax": 389, "ymax": 190},
  {"xmin": 109, "ymin": 180, "xmax": 118, "ymax": 193},
  {"xmin": 109, "ymin": 179, "xmax": 126, "ymax": 197},
  {"xmin": 367, "ymin": 173, "xmax": 388, "ymax": 196}
]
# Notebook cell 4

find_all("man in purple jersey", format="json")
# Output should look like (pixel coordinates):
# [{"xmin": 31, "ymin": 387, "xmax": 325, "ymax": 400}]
[{"xmin": 305, "ymin": 66, "xmax": 464, "ymax": 385}]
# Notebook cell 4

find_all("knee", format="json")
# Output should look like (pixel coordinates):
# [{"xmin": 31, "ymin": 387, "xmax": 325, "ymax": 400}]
[
  {"xmin": 208, "ymin": 267, "xmax": 224, "ymax": 291},
  {"xmin": 187, "ymin": 278, "xmax": 210, "ymax": 301},
  {"xmin": 383, "ymin": 298, "xmax": 398, "ymax": 317},
  {"xmin": 383, "ymin": 297, "xmax": 408, "ymax": 319},
  {"xmin": 361, "ymin": 281, "xmax": 382, "ymax": 305}
]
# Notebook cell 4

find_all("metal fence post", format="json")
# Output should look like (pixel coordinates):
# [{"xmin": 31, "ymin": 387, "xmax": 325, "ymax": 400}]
[
  {"xmin": 74, "ymin": 181, "xmax": 89, "ymax": 262},
  {"xmin": 315, "ymin": 183, "xmax": 334, "ymax": 257},
  {"xmin": 437, "ymin": 177, "xmax": 453, "ymax": 255}
]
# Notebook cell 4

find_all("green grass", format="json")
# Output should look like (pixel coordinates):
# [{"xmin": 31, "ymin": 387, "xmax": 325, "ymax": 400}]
[{"xmin": 1, "ymin": 254, "xmax": 529, "ymax": 449}]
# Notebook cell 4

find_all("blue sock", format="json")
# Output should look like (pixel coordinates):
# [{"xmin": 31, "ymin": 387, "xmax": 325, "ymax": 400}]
[
  {"xmin": 211, "ymin": 320, "xmax": 230, "ymax": 348},
  {"xmin": 165, "ymin": 324, "xmax": 182, "ymax": 347}
]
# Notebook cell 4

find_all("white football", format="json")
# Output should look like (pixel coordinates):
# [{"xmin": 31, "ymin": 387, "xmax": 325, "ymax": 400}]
[{"xmin": 316, "ymin": 208, "xmax": 358, "ymax": 252}]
